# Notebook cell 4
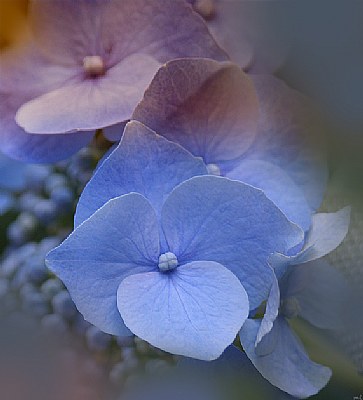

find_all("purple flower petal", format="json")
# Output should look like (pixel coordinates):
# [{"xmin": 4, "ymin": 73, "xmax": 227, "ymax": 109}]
[
  {"xmin": 133, "ymin": 58, "xmax": 259, "ymax": 164},
  {"xmin": 30, "ymin": 0, "xmax": 227, "ymax": 66},
  {"xmin": 16, "ymin": 54, "xmax": 161, "ymax": 134},
  {"xmin": 0, "ymin": 43, "xmax": 93, "ymax": 162}
]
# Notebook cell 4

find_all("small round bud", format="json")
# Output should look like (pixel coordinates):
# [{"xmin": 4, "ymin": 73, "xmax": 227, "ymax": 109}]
[
  {"xmin": 206, "ymin": 163, "xmax": 221, "ymax": 176},
  {"xmin": 158, "ymin": 252, "xmax": 178, "ymax": 272},
  {"xmin": 83, "ymin": 56, "xmax": 105, "ymax": 77}
]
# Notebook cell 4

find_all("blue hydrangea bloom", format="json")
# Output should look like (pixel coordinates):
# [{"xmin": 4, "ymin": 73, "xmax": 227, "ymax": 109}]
[
  {"xmin": 239, "ymin": 206, "xmax": 350, "ymax": 399},
  {"xmin": 46, "ymin": 121, "xmax": 302, "ymax": 360},
  {"xmin": 0, "ymin": 0, "xmax": 226, "ymax": 162},
  {"xmin": 133, "ymin": 58, "xmax": 327, "ymax": 232}
]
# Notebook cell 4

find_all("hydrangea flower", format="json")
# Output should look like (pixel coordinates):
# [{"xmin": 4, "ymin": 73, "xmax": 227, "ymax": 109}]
[
  {"xmin": 0, "ymin": 0, "xmax": 226, "ymax": 162},
  {"xmin": 239, "ymin": 208, "xmax": 350, "ymax": 398},
  {"xmin": 132, "ymin": 58, "xmax": 327, "ymax": 232},
  {"xmin": 46, "ymin": 121, "xmax": 302, "ymax": 360}
]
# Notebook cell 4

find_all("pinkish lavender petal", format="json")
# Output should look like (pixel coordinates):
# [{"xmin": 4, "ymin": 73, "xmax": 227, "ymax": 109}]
[
  {"xmin": 133, "ymin": 58, "xmax": 259, "ymax": 164},
  {"xmin": 30, "ymin": 0, "xmax": 227, "ymax": 67},
  {"xmin": 16, "ymin": 54, "xmax": 161, "ymax": 134},
  {"xmin": 0, "ymin": 43, "xmax": 93, "ymax": 162}
]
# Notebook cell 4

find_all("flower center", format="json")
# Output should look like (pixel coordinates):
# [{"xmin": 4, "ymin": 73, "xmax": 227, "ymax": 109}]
[
  {"xmin": 280, "ymin": 297, "xmax": 301, "ymax": 319},
  {"xmin": 83, "ymin": 56, "xmax": 105, "ymax": 77},
  {"xmin": 193, "ymin": 0, "xmax": 216, "ymax": 20},
  {"xmin": 206, "ymin": 163, "xmax": 221, "ymax": 176},
  {"xmin": 158, "ymin": 252, "xmax": 178, "ymax": 272}
]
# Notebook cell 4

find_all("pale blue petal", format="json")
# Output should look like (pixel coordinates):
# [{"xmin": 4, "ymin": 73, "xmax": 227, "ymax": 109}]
[
  {"xmin": 269, "ymin": 207, "xmax": 350, "ymax": 274},
  {"xmin": 293, "ymin": 207, "xmax": 350, "ymax": 264},
  {"xmin": 75, "ymin": 121, "xmax": 207, "ymax": 226},
  {"xmin": 117, "ymin": 261, "xmax": 249, "ymax": 360},
  {"xmin": 240, "ymin": 318, "xmax": 332, "ymax": 398},
  {"xmin": 255, "ymin": 272, "xmax": 280, "ymax": 351},
  {"xmin": 269, "ymin": 253, "xmax": 292, "ymax": 280},
  {"xmin": 161, "ymin": 176, "xmax": 303, "ymax": 309},
  {"xmin": 227, "ymin": 159, "xmax": 312, "ymax": 231},
  {"xmin": 46, "ymin": 193, "xmax": 159, "ymax": 336}
]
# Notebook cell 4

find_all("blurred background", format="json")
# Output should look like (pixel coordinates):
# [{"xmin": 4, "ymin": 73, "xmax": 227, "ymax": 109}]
[{"xmin": 1, "ymin": 1, "xmax": 363, "ymax": 398}]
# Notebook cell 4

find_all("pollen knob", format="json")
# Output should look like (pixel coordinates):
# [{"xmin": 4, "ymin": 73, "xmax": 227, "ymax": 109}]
[
  {"xmin": 158, "ymin": 252, "xmax": 178, "ymax": 272},
  {"xmin": 83, "ymin": 56, "xmax": 105, "ymax": 77},
  {"xmin": 206, "ymin": 163, "xmax": 221, "ymax": 176}
]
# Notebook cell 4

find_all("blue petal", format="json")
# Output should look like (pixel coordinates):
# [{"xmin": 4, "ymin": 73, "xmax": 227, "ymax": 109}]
[
  {"xmin": 75, "ymin": 120, "xmax": 207, "ymax": 226},
  {"xmin": 46, "ymin": 193, "xmax": 159, "ymax": 336},
  {"xmin": 269, "ymin": 207, "xmax": 350, "ymax": 273},
  {"xmin": 255, "ymin": 272, "xmax": 280, "ymax": 351},
  {"xmin": 161, "ymin": 175, "xmax": 303, "ymax": 309},
  {"xmin": 240, "ymin": 318, "xmax": 332, "ymax": 398},
  {"xmin": 117, "ymin": 261, "xmax": 249, "ymax": 360},
  {"xmin": 293, "ymin": 207, "xmax": 350, "ymax": 264},
  {"xmin": 227, "ymin": 159, "xmax": 312, "ymax": 232}
]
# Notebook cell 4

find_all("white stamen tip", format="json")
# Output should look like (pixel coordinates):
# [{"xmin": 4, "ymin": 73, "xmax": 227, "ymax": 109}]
[
  {"xmin": 158, "ymin": 252, "xmax": 178, "ymax": 272},
  {"xmin": 206, "ymin": 163, "xmax": 221, "ymax": 176},
  {"xmin": 83, "ymin": 56, "xmax": 105, "ymax": 77},
  {"xmin": 281, "ymin": 297, "xmax": 301, "ymax": 319}
]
